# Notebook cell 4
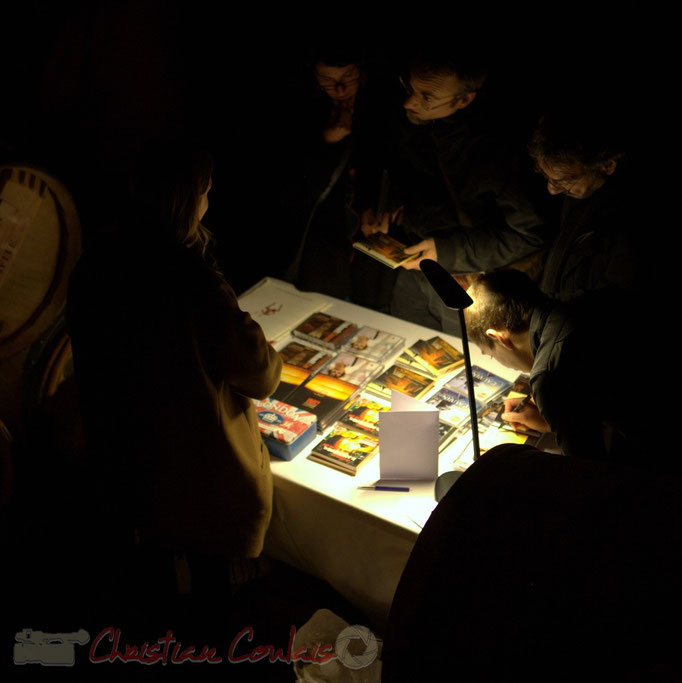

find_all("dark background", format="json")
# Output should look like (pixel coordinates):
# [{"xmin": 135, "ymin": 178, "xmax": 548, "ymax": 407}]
[
  {"xmin": 2, "ymin": 1, "xmax": 652, "ymax": 295},
  {"xmin": 1, "ymin": 4, "xmax": 670, "ymax": 678}
]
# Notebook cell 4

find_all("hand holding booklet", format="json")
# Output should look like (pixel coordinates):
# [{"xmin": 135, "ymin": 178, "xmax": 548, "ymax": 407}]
[{"xmin": 352, "ymin": 233, "xmax": 421, "ymax": 269}]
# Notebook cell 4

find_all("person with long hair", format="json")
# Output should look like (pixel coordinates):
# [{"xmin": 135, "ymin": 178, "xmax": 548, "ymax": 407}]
[{"xmin": 67, "ymin": 140, "xmax": 281, "ymax": 610}]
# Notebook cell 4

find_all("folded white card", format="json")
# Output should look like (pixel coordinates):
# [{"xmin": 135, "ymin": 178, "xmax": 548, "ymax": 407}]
[{"xmin": 378, "ymin": 391, "xmax": 439, "ymax": 480}]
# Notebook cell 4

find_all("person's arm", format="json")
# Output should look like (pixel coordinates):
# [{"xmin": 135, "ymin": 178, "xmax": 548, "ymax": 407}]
[
  {"xmin": 554, "ymin": 205, "xmax": 640, "ymax": 299},
  {"xmin": 434, "ymin": 194, "xmax": 549, "ymax": 273},
  {"xmin": 532, "ymin": 368, "xmax": 609, "ymax": 462},
  {"xmin": 191, "ymin": 267, "xmax": 282, "ymax": 400},
  {"xmin": 403, "ymin": 140, "xmax": 552, "ymax": 273},
  {"xmin": 436, "ymin": 142, "xmax": 552, "ymax": 271},
  {"xmin": 352, "ymin": 95, "xmax": 401, "ymax": 237},
  {"xmin": 399, "ymin": 188, "xmax": 549, "ymax": 272}
]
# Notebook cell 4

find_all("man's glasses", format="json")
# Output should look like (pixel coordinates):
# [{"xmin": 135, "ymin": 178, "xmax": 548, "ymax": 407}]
[
  {"xmin": 399, "ymin": 75, "xmax": 463, "ymax": 112},
  {"xmin": 533, "ymin": 162, "xmax": 583, "ymax": 192},
  {"xmin": 316, "ymin": 69, "xmax": 360, "ymax": 92}
]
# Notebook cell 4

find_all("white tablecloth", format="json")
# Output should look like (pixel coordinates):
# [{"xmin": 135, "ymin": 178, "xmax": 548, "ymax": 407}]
[{"xmin": 240, "ymin": 278, "xmax": 519, "ymax": 630}]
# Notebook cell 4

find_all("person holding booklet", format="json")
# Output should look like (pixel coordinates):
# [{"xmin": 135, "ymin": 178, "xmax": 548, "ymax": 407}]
[
  {"xmin": 278, "ymin": 41, "xmax": 395, "ymax": 311},
  {"xmin": 464, "ymin": 269, "xmax": 671, "ymax": 471},
  {"xmin": 358, "ymin": 46, "xmax": 551, "ymax": 334},
  {"xmin": 67, "ymin": 141, "xmax": 282, "ymax": 607}
]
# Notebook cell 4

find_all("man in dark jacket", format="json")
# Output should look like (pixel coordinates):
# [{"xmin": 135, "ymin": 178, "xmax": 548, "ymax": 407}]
[
  {"xmin": 528, "ymin": 106, "xmax": 645, "ymax": 300},
  {"xmin": 360, "ymin": 49, "xmax": 552, "ymax": 333},
  {"xmin": 464, "ymin": 269, "xmax": 668, "ymax": 471},
  {"xmin": 278, "ymin": 44, "xmax": 396, "ymax": 310}
]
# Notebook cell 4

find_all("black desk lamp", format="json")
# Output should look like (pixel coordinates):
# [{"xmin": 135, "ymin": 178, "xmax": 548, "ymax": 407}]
[{"xmin": 419, "ymin": 259, "xmax": 480, "ymax": 502}]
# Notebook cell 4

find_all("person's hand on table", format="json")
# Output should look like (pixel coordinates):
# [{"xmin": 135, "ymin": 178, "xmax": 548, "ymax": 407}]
[
  {"xmin": 400, "ymin": 237, "xmax": 437, "ymax": 270},
  {"xmin": 501, "ymin": 396, "xmax": 551, "ymax": 433}
]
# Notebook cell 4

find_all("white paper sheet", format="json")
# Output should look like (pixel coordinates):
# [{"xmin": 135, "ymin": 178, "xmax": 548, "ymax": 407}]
[{"xmin": 378, "ymin": 391, "xmax": 439, "ymax": 480}]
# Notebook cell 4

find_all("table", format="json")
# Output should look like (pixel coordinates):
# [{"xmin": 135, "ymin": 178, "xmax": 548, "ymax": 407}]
[{"xmin": 240, "ymin": 278, "xmax": 520, "ymax": 631}]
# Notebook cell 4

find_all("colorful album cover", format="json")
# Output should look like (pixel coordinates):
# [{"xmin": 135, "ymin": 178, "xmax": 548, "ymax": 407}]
[
  {"xmin": 253, "ymin": 398, "xmax": 317, "ymax": 445},
  {"xmin": 292, "ymin": 373, "xmax": 358, "ymax": 403},
  {"xmin": 368, "ymin": 364, "xmax": 434, "ymax": 399},
  {"xmin": 442, "ymin": 366, "xmax": 512, "ymax": 404},
  {"xmin": 321, "ymin": 352, "xmax": 382, "ymax": 388},
  {"xmin": 271, "ymin": 363, "xmax": 312, "ymax": 401},
  {"xmin": 271, "ymin": 341, "xmax": 337, "ymax": 401},
  {"xmin": 343, "ymin": 326, "xmax": 404, "ymax": 363},
  {"xmin": 510, "ymin": 374, "xmax": 532, "ymax": 395},
  {"xmin": 408, "ymin": 337, "xmax": 465, "ymax": 377},
  {"xmin": 395, "ymin": 348, "xmax": 435, "ymax": 377},
  {"xmin": 438, "ymin": 421, "xmax": 459, "ymax": 453},
  {"xmin": 425, "ymin": 386, "xmax": 483, "ymax": 427},
  {"xmin": 309, "ymin": 427, "xmax": 379, "ymax": 474},
  {"xmin": 287, "ymin": 371, "xmax": 360, "ymax": 430},
  {"xmin": 292, "ymin": 312, "xmax": 358, "ymax": 349},
  {"xmin": 339, "ymin": 394, "xmax": 391, "ymax": 436},
  {"xmin": 481, "ymin": 395, "xmax": 541, "ymax": 439},
  {"xmin": 278, "ymin": 340, "xmax": 335, "ymax": 372},
  {"xmin": 352, "ymin": 233, "xmax": 419, "ymax": 269}
]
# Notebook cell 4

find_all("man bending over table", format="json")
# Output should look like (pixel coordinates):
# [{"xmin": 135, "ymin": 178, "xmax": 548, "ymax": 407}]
[{"xmin": 464, "ymin": 270, "xmax": 671, "ymax": 471}]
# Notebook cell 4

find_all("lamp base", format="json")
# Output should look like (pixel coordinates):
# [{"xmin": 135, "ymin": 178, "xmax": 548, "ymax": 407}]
[{"xmin": 434, "ymin": 470, "xmax": 464, "ymax": 502}]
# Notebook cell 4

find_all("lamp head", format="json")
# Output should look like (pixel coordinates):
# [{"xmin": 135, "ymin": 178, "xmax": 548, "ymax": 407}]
[{"xmin": 420, "ymin": 259, "xmax": 473, "ymax": 310}]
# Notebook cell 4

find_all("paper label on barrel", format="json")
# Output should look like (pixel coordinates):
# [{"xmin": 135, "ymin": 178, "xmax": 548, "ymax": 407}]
[{"xmin": 0, "ymin": 179, "xmax": 44, "ymax": 290}]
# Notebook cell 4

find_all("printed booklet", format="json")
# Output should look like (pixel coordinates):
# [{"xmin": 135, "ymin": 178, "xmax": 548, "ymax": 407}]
[
  {"xmin": 441, "ymin": 366, "xmax": 512, "ymax": 404},
  {"xmin": 396, "ymin": 336, "xmax": 465, "ymax": 378},
  {"xmin": 342, "ymin": 325, "xmax": 405, "ymax": 364},
  {"xmin": 271, "ymin": 339, "xmax": 336, "ymax": 402},
  {"xmin": 308, "ymin": 426, "xmax": 380, "ymax": 475},
  {"xmin": 339, "ymin": 394, "xmax": 391, "ymax": 437},
  {"xmin": 287, "ymin": 352, "xmax": 382, "ymax": 431},
  {"xmin": 292, "ymin": 312, "xmax": 359, "ymax": 350},
  {"xmin": 352, "ymin": 233, "xmax": 420, "ymax": 269},
  {"xmin": 367, "ymin": 364, "xmax": 434, "ymax": 400}
]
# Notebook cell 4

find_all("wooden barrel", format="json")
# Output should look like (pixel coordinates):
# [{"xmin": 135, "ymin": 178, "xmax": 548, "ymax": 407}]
[
  {"xmin": 0, "ymin": 165, "xmax": 81, "ymax": 434},
  {"xmin": 0, "ymin": 419, "xmax": 11, "ymax": 509}
]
